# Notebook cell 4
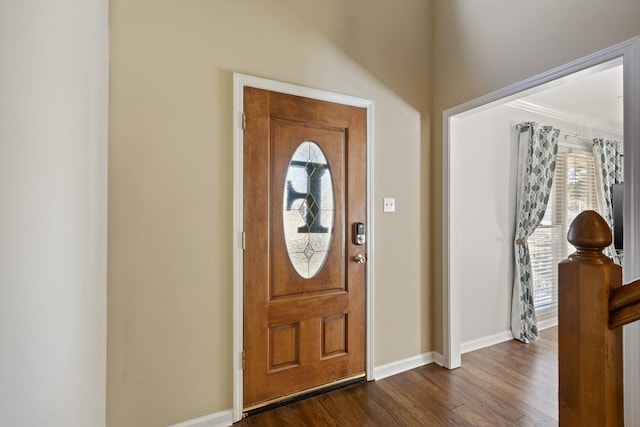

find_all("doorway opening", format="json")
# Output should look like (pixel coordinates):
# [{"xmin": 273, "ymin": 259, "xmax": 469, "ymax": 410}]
[{"xmin": 442, "ymin": 37, "xmax": 640, "ymax": 424}]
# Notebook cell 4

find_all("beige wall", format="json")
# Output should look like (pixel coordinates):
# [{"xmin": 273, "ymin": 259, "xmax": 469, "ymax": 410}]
[
  {"xmin": 108, "ymin": 1, "xmax": 432, "ymax": 425},
  {"xmin": 109, "ymin": 1, "xmax": 640, "ymax": 424},
  {"xmin": 431, "ymin": 0, "xmax": 640, "ymax": 352}
]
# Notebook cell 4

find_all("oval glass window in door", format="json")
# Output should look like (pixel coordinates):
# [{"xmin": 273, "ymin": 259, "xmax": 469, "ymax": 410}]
[{"xmin": 283, "ymin": 141, "xmax": 334, "ymax": 279}]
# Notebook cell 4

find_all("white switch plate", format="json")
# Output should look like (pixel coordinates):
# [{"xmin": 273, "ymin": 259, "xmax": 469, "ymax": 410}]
[{"xmin": 383, "ymin": 197, "xmax": 395, "ymax": 213}]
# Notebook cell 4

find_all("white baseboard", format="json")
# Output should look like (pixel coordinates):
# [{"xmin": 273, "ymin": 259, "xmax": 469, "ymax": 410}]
[
  {"xmin": 168, "ymin": 410, "xmax": 233, "ymax": 427},
  {"xmin": 432, "ymin": 351, "xmax": 445, "ymax": 367},
  {"xmin": 373, "ymin": 351, "xmax": 440, "ymax": 380},
  {"xmin": 537, "ymin": 317, "xmax": 558, "ymax": 331},
  {"xmin": 461, "ymin": 330, "xmax": 513, "ymax": 354},
  {"xmin": 168, "ymin": 324, "xmax": 558, "ymax": 427},
  {"xmin": 172, "ymin": 352, "xmax": 445, "ymax": 426},
  {"xmin": 460, "ymin": 320, "xmax": 558, "ymax": 355}
]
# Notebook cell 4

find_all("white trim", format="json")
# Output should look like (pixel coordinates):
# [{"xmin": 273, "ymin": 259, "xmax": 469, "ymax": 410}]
[
  {"xmin": 460, "ymin": 331, "xmax": 513, "ymax": 355},
  {"xmin": 168, "ymin": 410, "xmax": 233, "ymax": 427},
  {"xmin": 441, "ymin": 113, "xmax": 461, "ymax": 369},
  {"xmin": 366, "ymin": 100, "xmax": 375, "ymax": 383},
  {"xmin": 460, "ymin": 320, "xmax": 558, "ymax": 355},
  {"xmin": 622, "ymin": 35, "xmax": 640, "ymax": 427},
  {"xmin": 442, "ymin": 36, "xmax": 640, "ymax": 425},
  {"xmin": 373, "ymin": 352, "xmax": 440, "ymax": 381},
  {"xmin": 507, "ymin": 99, "xmax": 623, "ymax": 135},
  {"xmin": 432, "ymin": 352, "xmax": 445, "ymax": 367},
  {"xmin": 444, "ymin": 53, "xmax": 623, "ymax": 120},
  {"xmin": 231, "ymin": 74, "xmax": 245, "ymax": 424},
  {"xmin": 232, "ymin": 74, "xmax": 374, "ymax": 422},
  {"xmin": 624, "ymin": 323, "xmax": 640, "ymax": 427},
  {"xmin": 537, "ymin": 317, "xmax": 558, "ymax": 331}
]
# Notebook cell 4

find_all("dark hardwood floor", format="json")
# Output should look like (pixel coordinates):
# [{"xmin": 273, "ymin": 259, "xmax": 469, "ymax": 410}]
[{"xmin": 236, "ymin": 327, "xmax": 558, "ymax": 426}]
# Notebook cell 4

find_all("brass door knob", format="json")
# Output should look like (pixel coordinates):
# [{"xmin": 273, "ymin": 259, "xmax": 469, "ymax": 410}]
[{"xmin": 354, "ymin": 254, "xmax": 367, "ymax": 264}]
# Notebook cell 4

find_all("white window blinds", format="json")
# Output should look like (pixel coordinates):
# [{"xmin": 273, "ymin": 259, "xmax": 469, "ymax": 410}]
[{"xmin": 529, "ymin": 149, "xmax": 599, "ymax": 321}]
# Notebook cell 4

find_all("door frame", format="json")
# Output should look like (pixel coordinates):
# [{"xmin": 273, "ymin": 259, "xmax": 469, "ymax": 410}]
[
  {"xmin": 232, "ymin": 73, "xmax": 374, "ymax": 422},
  {"xmin": 442, "ymin": 37, "xmax": 640, "ymax": 424}
]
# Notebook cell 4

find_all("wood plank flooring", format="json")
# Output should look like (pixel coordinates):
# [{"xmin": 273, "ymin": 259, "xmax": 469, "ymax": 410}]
[{"xmin": 236, "ymin": 327, "xmax": 558, "ymax": 426}]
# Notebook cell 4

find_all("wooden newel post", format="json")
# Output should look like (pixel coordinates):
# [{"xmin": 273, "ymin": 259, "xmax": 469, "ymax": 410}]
[{"xmin": 558, "ymin": 210, "xmax": 623, "ymax": 426}]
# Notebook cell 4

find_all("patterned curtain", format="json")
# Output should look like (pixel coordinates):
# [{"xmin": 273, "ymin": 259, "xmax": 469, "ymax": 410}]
[
  {"xmin": 592, "ymin": 138, "xmax": 623, "ymax": 263},
  {"xmin": 511, "ymin": 123, "xmax": 559, "ymax": 343}
]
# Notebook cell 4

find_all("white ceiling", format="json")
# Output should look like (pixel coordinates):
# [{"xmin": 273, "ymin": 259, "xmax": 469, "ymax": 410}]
[{"xmin": 520, "ymin": 64, "xmax": 623, "ymax": 132}]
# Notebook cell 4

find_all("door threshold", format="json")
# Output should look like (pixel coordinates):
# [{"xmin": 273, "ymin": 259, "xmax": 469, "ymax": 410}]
[{"xmin": 243, "ymin": 373, "xmax": 366, "ymax": 417}]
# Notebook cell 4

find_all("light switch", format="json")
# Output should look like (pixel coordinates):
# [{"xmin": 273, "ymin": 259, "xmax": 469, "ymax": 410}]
[{"xmin": 383, "ymin": 197, "xmax": 395, "ymax": 213}]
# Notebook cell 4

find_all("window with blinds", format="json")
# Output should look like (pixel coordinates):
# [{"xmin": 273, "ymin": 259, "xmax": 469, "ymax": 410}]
[{"xmin": 529, "ymin": 148, "xmax": 599, "ymax": 321}]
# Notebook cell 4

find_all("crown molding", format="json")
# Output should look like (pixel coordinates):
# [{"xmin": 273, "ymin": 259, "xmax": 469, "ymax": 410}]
[{"xmin": 507, "ymin": 99, "xmax": 623, "ymax": 135}]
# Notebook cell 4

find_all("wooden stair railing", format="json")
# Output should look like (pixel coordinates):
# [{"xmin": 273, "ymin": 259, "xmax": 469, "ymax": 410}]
[{"xmin": 558, "ymin": 210, "xmax": 640, "ymax": 426}]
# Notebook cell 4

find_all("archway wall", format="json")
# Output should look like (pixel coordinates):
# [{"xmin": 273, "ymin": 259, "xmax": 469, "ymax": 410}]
[{"xmin": 432, "ymin": 0, "xmax": 640, "ymax": 354}]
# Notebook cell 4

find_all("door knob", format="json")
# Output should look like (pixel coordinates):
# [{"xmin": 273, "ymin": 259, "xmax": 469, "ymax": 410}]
[{"xmin": 353, "ymin": 254, "xmax": 367, "ymax": 264}]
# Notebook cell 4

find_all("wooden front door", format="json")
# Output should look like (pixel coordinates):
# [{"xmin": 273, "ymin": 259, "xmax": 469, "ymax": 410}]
[{"xmin": 243, "ymin": 87, "xmax": 367, "ymax": 409}]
